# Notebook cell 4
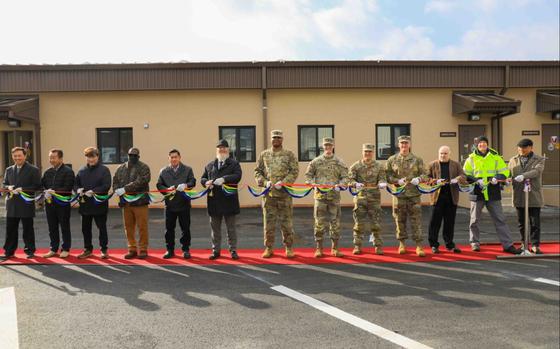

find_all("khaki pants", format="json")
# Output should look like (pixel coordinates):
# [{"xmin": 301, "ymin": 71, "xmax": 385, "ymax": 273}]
[{"xmin": 123, "ymin": 205, "xmax": 149, "ymax": 252}]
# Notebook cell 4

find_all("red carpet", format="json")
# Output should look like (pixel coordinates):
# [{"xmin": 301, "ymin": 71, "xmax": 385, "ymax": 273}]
[{"xmin": 1, "ymin": 243, "xmax": 558, "ymax": 266}]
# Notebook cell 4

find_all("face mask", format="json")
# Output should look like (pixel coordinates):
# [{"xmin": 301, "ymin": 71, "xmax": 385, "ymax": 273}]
[{"xmin": 128, "ymin": 155, "xmax": 139, "ymax": 165}]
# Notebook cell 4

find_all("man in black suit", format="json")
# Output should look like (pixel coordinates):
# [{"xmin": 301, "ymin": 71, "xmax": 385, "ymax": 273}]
[
  {"xmin": 1, "ymin": 147, "xmax": 42, "ymax": 260},
  {"xmin": 201, "ymin": 139, "xmax": 242, "ymax": 260}
]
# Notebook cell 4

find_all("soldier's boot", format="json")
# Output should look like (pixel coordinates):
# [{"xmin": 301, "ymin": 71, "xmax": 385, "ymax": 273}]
[
  {"xmin": 331, "ymin": 240, "xmax": 344, "ymax": 257},
  {"xmin": 375, "ymin": 246, "xmax": 384, "ymax": 255},
  {"xmin": 416, "ymin": 243, "xmax": 426, "ymax": 257},
  {"xmin": 285, "ymin": 246, "xmax": 295, "ymax": 258},
  {"xmin": 398, "ymin": 241, "xmax": 407, "ymax": 255},
  {"xmin": 262, "ymin": 247, "xmax": 274, "ymax": 258},
  {"xmin": 352, "ymin": 245, "xmax": 362, "ymax": 255},
  {"xmin": 314, "ymin": 242, "xmax": 323, "ymax": 258}
]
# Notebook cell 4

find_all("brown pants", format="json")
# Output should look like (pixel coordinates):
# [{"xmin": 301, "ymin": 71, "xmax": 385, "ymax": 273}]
[{"xmin": 123, "ymin": 205, "xmax": 149, "ymax": 252}]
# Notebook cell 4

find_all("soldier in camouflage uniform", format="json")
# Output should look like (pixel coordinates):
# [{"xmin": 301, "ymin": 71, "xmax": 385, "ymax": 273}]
[
  {"xmin": 348, "ymin": 143, "xmax": 388, "ymax": 255},
  {"xmin": 254, "ymin": 130, "xmax": 299, "ymax": 258},
  {"xmin": 304, "ymin": 137, "xmax": 348, "ymax": 258},
  {"xmin": 385, "ymin": 135, "xmax": 428, "ymax": 257}
]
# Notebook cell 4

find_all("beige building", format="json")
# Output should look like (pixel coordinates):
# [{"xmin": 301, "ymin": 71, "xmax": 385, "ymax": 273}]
[{"xmin": 0, "ymin": 61, "xmax": 558, "ymax": 207}]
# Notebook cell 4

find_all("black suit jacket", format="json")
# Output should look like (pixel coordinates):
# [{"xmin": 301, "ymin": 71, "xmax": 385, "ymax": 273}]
[{"xmin": 3, "ymin": 162, "xmax": 42, "ymax": 218}]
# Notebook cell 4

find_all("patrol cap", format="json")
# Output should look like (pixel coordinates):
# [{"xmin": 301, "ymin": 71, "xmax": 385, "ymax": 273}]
[
  {"xmin": 271, "ymin": 130, "xmax": 283, "ymax": 138},
  {"xmin": 127, "ymin": 147, "xmax": 140, "ymax": 155},
  {"xmin": 216, "ymin": 139, "xmax": 229, "ymax": 148},
  {"xmin": 397, "ymin": 135, "xmax": 411, "ymax": 143},
  {"xmin": 517, "ymin": 138, "xmax": 533, "ymax": 147},
  {"xmin": 322, "ymin": 137, "xmax": 334, "ymax": 145},
  {"xmin": 362, "ymin": 143, "xmax": 374, "ymax": 151}
]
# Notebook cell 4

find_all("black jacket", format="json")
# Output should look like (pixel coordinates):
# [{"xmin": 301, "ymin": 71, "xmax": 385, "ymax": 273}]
[
  {"xmin": 75, "ymin": 163, "xmax": 112, "ymax": 215},
  {"xmin": 156, "ymin": 163, "xmax": 196, "ymax": 212},
  {"xmin": 201, "ymin": 157, "xmax": 242, "ymax": 216},
  {"xmin": 2, "ymin": 162, "xmax": 42, "ymax": 218},
  {"xmin": 41, "ymin": 164, "xmax": 75, "ymax": 194}
]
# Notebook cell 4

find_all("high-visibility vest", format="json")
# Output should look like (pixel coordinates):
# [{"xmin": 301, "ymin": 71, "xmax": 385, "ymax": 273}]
[{"xmin": 463, "ymin": 148, "xmax": 510, "ymax": 200}]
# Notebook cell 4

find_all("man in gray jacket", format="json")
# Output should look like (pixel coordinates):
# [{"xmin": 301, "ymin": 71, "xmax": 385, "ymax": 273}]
[
  {"xmin": 508, "ymin": 138, "xmax": 546, "ymax": 254},
  {"xmin": 156, "ymin": 149, "xmax": 196, "ymax": 259}
]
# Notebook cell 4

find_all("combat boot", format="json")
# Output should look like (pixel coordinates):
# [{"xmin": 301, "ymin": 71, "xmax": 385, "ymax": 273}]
[
  {"xmin": 398, "ymin": 241, "xmax": 406, "ymax": 254},
  {"xmin": 285, "ymin": 246, "xmax": 295, "ymax": 258},
  {"xmin": 262, "ymin": 247, "xmax": 274, "ymax": 258},
  {"xmin": 416, "ymin": 243, "xmax": 426, "ymax": 257},
  {"xmin": 331, "ymin": 240, "xmax": 344, "ymax": 257},
  {"xmin": 352, "ymin": 245, "xmax": 362, "ymax": 255},
  {"xmin": 314, "ymin": 242, "xmax": 323, "ymax": 258}
]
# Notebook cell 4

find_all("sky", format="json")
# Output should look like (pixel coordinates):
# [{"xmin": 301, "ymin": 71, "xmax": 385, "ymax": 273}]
[{"xmin": 0, "ymin": 0, "xmax": 558, "ymax": 64}]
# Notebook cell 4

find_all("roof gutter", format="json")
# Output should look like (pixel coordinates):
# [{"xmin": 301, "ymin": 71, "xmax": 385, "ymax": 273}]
[{"xmin": 499, "ymin": 64, "xmax": 510, "ymax": 95}]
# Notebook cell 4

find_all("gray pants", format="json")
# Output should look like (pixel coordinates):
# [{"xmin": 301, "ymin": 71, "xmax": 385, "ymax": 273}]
[
  {"xmin": 469, "ymin": 200, "xmax": 513, "ymax": 249},
  {"xmin": 210, "ymin": 215, "xmax": 237, "ymax": 253}
]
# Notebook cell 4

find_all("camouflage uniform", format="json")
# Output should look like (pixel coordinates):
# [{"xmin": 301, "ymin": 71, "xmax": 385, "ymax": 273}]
[
  {"xmin": 385, "ymin": 138, "xmax": 428, "ymax": 243},
  {"xmin": 348, "ymin": 156, "xmax": 386, "ymax": 248},
  {"xmin": 254, "ymin": 132, "xmax": 299, "ymax": 248},
  {"xmin": 304, "ymin": 147, "xmax": 348, "ymax": 244}
]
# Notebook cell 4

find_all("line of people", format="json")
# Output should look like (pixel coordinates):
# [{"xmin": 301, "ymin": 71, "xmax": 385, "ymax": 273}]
[{"xmin": 0, "ymin": 130, "xmax": 545, "ymax": 261}]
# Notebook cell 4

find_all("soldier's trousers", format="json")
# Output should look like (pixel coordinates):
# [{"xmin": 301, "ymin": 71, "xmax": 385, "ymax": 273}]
[
  {"xmin": 392, "ymin": 196, "xmax": 423, "ymax": 242},
  {"xmin": 262, "ymin": 196, "xmax": 294, "ymax": 247},
  {"xmin": 314, "ymin": 198, "xmax": 341, "ymax": 243},
  {"xmin": 353, "ymin": 197, "xmax": 383, "ymax": 247}
]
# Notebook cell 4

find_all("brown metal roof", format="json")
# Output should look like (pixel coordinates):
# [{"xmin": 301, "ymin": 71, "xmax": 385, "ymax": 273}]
[
  {"xmin": 452, "ymin": 92, "xmax": 521, "ymax": 115},
  {"xmin": 536, "ymin": 89, "xmax": 560, "ymax": 113},
  {"xmin": 0, "ymin": 95, "xmax": 39, "ymax": 122},
  {"xmin": 0, "ymin": 60, "xmax": 558, "ymax": 92}
]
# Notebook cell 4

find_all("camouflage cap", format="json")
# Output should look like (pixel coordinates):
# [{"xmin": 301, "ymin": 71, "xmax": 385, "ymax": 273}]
[
  {"xmin": 127, "ymin": 147, "xmax": 140, "ymax": 155},
  {"xmin": 322, "ymin": 137, "xmax": 334, "ymax": 145},
  {"xmin": 362, "ymin": 143, "xmax": 374, "ymax": 151},
  {"xmin": 398, "ymin": 135, "xmax": 411, "ymax": 143},
  {"xmin": 271, "ymin": 129, "xmax": 283, "ymax": 138}
]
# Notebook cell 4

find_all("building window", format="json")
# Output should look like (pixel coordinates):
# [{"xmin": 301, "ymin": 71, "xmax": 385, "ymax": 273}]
[
  {"xmin": 219, "ymin": 126, "xmax": 256, "ymax": 162},
  {"xmin": 375, "ymin": 124, "xmax": 411, "ymax": 160},
  {"xmin": 298, "ymin": 125, "xmax": 334, "ymax": 161},
  {"xmin": 96, "ymin": 128, "xmax": 133, "ymax": 164}
]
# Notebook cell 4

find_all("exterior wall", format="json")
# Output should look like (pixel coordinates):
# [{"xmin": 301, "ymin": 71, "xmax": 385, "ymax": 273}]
[
  {"xmin": 267, "ymin": 88, "xmax": 490, "ymax": 206},
  {"xmin": 1, "ymin": 87, "xmax": 553, "ymax": 208},
  {"xmin": 502, "ymin": 88, "xmax": 560, "ymax": 160},
  {"xmin": 38, "ymin": 90, "xmax": 263, "ymax": 207}
]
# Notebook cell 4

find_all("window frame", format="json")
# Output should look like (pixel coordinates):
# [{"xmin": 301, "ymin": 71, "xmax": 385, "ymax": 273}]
[
  {"xmin": 297, "ymin": 125, "xmax": 335, "ymax": 162},
  {"xmin": 375, "ymin": 123, "xmax": 411, "ymax": 160},
  {"xmin": 218, "ymin": 125, "xmax": 257, "ymax": 162},
  {"xmin": 96, "ymin": 127, "xmax": 133, "ymax": 165}
]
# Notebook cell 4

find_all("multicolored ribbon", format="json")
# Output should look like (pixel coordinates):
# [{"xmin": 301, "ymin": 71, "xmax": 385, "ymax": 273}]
[
  {"xmin": 248, "ymin": 185, "xmax": 271, "ymax": 197},
  {"xmin": 49, "ymin": 193, "xmax": 79, "ymax": 206},
  {"xmin": 416, "ymin": 182, "xmax": 444, "ymax": 194},
  {"xmin": 222, "ymin": 184, "xmax": 239, "ymax": 196},
  {"xmin": 93, "ymin": 193, "xmax": 113, "ymax": 204},
  {"xmin": 120, "ymin": 193, "xmax": 148, "ymax": 203},
  {"xmin": 385, "ymin": 185, "xmax": 406, "ymax": 196},
  {"xmin": 282, "ymin": 185, "xmax": 313, "ymax": 198},
  {"xmin": 179, "ymin": 188, "xmax": 210, "ymax": 200},
  {"xmin": 14, "ymin": 191, "xmax": 42, "ymax": 204}
]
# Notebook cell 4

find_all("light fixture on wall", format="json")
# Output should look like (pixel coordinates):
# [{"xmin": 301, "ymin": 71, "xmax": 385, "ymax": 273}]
[
  {"xmin": 552, "ymin": 111, "xmax": 560, "ymax": 121},
  {"xmin": 7, "ymin": 118, "xmax": 21, "ymax": 128},
  {"xmin": 143, "ymin": 123, "xmax": 149, "ymax": 129},
  {"xmin": 468, "ymin": 112, "xmax": 481, "ymax": 121}
]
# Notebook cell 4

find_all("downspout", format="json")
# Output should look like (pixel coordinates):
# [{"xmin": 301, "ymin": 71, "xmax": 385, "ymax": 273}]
[
  {"xmin": 261, "ymin": 66, "xmax": 268, "ymax": 151},
  {"xmin": 493, "ymin": 64, "xmax": 511, "ymax": 153}
]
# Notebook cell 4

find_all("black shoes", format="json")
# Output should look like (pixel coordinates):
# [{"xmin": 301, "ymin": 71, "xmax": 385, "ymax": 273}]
[
  {"xmin": 183, "ymin": 250, "xmax": 191, "ymax": 259},
  {"xmin": 163, "ymin": 251, "xmax": 175, "ymax": 259},
  {"xmin": 446, "ymin": 247, "xmax": 462, "ymax": 253},
  {"xmin": 532, "ymin": 246, "xmax": 543, "ymax": 254},
  {"xmin": 431, "ymin": 246, "xmax": 440, "ymax": 254},
  {"xmin": 25, "ymin": 253, "xmax": 35, "ymax": 259},
  {"xmin": 231, "ymin": 251, "xmax": 239, "ymax": 260},
  {"xmin": 503, "ymin": 246, "xmax": 522, "ymax": 255},
  {"xmin": 0, "ymin": 254, "xmax": 14, "ymax": 261},
  {"xmin": 209, "ymin": 251, "xmax": 220, "ymax": 260}
]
